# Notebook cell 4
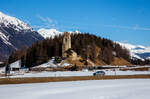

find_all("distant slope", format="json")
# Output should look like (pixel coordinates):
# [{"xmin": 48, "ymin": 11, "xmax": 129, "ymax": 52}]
[
  {"xmin": 118, "ymin": 42, "xmax": 150, "ymax": 60},
  {"xmin": 0, "ymin": 11, "xmax": 44, "ymax": 61},
  {"xmin": 38, "ymin": 28, "xmax": 80, "ymax": 39},
  {"xmin": 38, "ymin": 28, "xmax": 63, "ymax": 38}
]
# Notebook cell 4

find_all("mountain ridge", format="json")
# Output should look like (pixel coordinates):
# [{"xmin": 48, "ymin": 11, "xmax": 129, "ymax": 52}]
[
  {"xmin": 118, "ymin": 42, "xmax": 150, "ymax": 60},
  {"xmin": 0, "ymin": 12, "xmax": 32, "ymax": 31},
  {"xmin": 38, "ymin": 28, "xmax": 81, "ymax": 39},
  {"xmin": 0, "ymin": 11, "xmax": 149, "ymax": 63},
  {"xmin": 0, "ymin": 11, "xmax": 44, "ymax": 61}
]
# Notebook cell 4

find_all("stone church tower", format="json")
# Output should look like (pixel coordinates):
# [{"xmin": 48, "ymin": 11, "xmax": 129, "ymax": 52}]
[{"xmin": 62, "ymin": 32, "xmax": 71, "ymax": 57}]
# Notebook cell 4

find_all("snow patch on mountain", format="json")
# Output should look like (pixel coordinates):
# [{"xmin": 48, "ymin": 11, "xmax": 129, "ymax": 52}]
[
  {"xmin": 68, "ymin": 30, "xmax": 81, "ymax": 34},
  {"xmin": 118, "ymin": 42, "xmax": 150, "ymax": 60},
  {"xmin": 0, "ymin": 31, "xmax": 11, "ymax": 45},
  {"xmin": 0, "ymin": 11, "xmax": 32, "ymax": 31}
]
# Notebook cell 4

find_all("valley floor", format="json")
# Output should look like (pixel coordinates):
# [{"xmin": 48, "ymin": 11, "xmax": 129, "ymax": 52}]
[{"xmin": 0, "ymin": 79, "xmax": 150, "ymax": 99}]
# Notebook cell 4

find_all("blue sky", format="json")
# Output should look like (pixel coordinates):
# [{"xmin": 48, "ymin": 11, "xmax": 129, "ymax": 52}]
[{"xmin": 0, "ymin": 0, "xmax": 150, "ymax": 46}]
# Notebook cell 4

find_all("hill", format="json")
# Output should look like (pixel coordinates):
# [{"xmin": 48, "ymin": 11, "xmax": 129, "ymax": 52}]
[{"xmin": 8, "ymin": 33, "xmax": 131, "ymax": 67}]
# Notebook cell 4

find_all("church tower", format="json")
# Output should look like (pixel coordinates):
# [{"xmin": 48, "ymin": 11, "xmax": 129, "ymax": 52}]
[{"xmin": 62, "ymin": 32, "xmax": 71, "ymax": 57}]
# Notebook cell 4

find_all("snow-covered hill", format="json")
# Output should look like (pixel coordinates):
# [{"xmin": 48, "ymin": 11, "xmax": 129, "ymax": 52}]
[
  {"xmin": 118, "ymin": 42, "xmax": 150, "ymax": 60},
  {"xmin": 0, "ymin": 11, "xmax": 43, "ymax": 61},
  {"xmin": 38, "ymin": 28, "xmax": 81, "ymax": 39}
]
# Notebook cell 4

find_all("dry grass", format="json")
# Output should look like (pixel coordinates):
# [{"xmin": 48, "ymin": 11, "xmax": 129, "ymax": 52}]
[
  {"xmin": 0, "ymin": 75, "xmax": 150, "ymax": 85},
  {"xmin": 111, "ymin": 57, "xmax": 132, "ymax": 66},
  {"xmin": 120, "ymin": 67, "xmax": 149, "ymax": 71}
]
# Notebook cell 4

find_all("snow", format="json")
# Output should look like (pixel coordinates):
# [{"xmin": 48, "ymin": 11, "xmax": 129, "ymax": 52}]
[
  {"xmin": 38, "ymin": 28, "xmax": 63, "ymax": 38},
  {"xmin": 33, "ymin": 59, "xmax": 57, "ymax": 68},
  {"xmin": 68, "ymin": 30, "xmax": 81, "ymax": 34},
  {"xmin": 0, "ymin": 61, "xmax": 4, "ymax": 64},
  {"xmin": 1, "ymin": 61, "xmax": 150, "ymax": 78},
  {"xmin": 0, "ymin": 31, "xmax": 13, "ymax": 46},
  {"xmin": 0, "ymin": 11, "xmax": 33, "ymax": 47},
  {"xmin": 33, "ymin": 59, "xmax": 72, "ymax": 68},
  {"xmin": 0, "ymin": 67, "xmax": 5, "ymax": 74},
  {"xmin": 0, "ymin": 11, "xmax": 32, "ymax": 31},
  {"xmin": 118, "ymin": 42, "xmax": 150, "ymax": 60},
  {"xmin": 10, "ymin": 60, "xmax": 21, "ymax": 68},
  {"xmin": 38, "ymin": 28, "xmax": 81, "ymax": 38},
  {"xmin": 60, "ymin": 63, "xmax": 71, "ymax": 66},
  {"xmin": 0, "ymin": 79, "xmax": 150, "ymax": 99},
  {"xmin": 1, "ymin": 70, "xmax": 150, "ymax": 78},
  {"xmin": 58, "ymin": 61, "xmax": 72, "ymax": 67}
]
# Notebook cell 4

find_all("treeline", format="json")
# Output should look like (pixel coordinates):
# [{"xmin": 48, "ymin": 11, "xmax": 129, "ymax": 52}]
[
  {"xmin": 130, "ymin": 59, "xmax": 150, "ymax": 65},
  {"xmin": 8, "ymin": 33, "xmax": 131, "ymax": 67}
]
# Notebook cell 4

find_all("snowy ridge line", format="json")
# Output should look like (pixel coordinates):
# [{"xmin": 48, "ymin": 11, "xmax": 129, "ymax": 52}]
[
  {"xmin": 0, "ymin": 11, "xmax": 32, "ymax": 31},
  {"xmin": 38, "ymin": 28, "xmax": 81, "ymax": 39},
  {"xmin": 37, "ymin": 28, "xmax": 63, "ymax": 38}
]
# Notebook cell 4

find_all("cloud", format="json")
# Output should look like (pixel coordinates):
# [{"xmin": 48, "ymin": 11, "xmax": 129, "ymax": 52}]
[
  {"xmin": 36, "ymin": 14, "xmax": 58, "ymax": 29},
  {"xmin": 36, "ymin": 14, "xmax": 150, "ymax": 32},
  {"xmin": 36, "ymin": 15, "xmax": 47, "ymax": 22},
  {"xmin": 35, "ymin": 15, "xmax": 81, "ymax": 31},
  {"xmin": 47, "ymin": 17, "xmax": 53, "ymax": 23},
  {"xmin": 101, "ymin": 24, "xmax": 150, "ymax": 31}
]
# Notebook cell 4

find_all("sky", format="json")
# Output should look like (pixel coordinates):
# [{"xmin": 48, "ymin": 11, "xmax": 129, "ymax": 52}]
[{"xmin": 0, "ymin": 0, "xmax": 150, "ymax": 46}]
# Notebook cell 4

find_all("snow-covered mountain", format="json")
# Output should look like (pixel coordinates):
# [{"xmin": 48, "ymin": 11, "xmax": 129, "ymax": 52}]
[
  {"xmin": 38, "ymin": 28, "xmax": 63, "ymax": 38},
  {"xmin": 0, "ymin": 11, "xmax": 44, "ymax": 61},
  {"xmin": 118, "ymin": 42, "xmax": 150, "ymax": 60},
  {"xmin": 0, "ymin": 12, "xmax": 32, "ymax": 31},
  {"xmin": 38, "ymin": 28, "xmax": 81, "ymax": 39}
]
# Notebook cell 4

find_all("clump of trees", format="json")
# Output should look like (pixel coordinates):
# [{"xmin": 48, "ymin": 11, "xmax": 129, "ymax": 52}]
[
  {"xmin": 8, "ymin": 33, "xmax": 132, "ymax": 67},
  {"xmin": 71, "ymin": 33, "xmax": 130, "ymax": 64}
]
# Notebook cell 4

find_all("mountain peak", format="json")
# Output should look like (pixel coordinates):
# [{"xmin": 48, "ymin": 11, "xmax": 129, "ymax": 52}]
[
  {"xmin": 0, "ymin": 11, "xmax": 32, "ymax": 31},
  {"xmin": 0, "ymin": 11, "xmax": 43, "ymax": 61}
]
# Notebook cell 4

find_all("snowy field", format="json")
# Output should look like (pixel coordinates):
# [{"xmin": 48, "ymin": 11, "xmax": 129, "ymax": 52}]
[
  {"xmin": 0, "ymin": 79, "xmax": 150, "ymax": 99},
  {"xmin": 1, "ymin": 70, "xmax": 150, "ymax": 78},
  {"xmin": 1, "ymin": 60, "xmax": 149, "ymax": 78}
]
